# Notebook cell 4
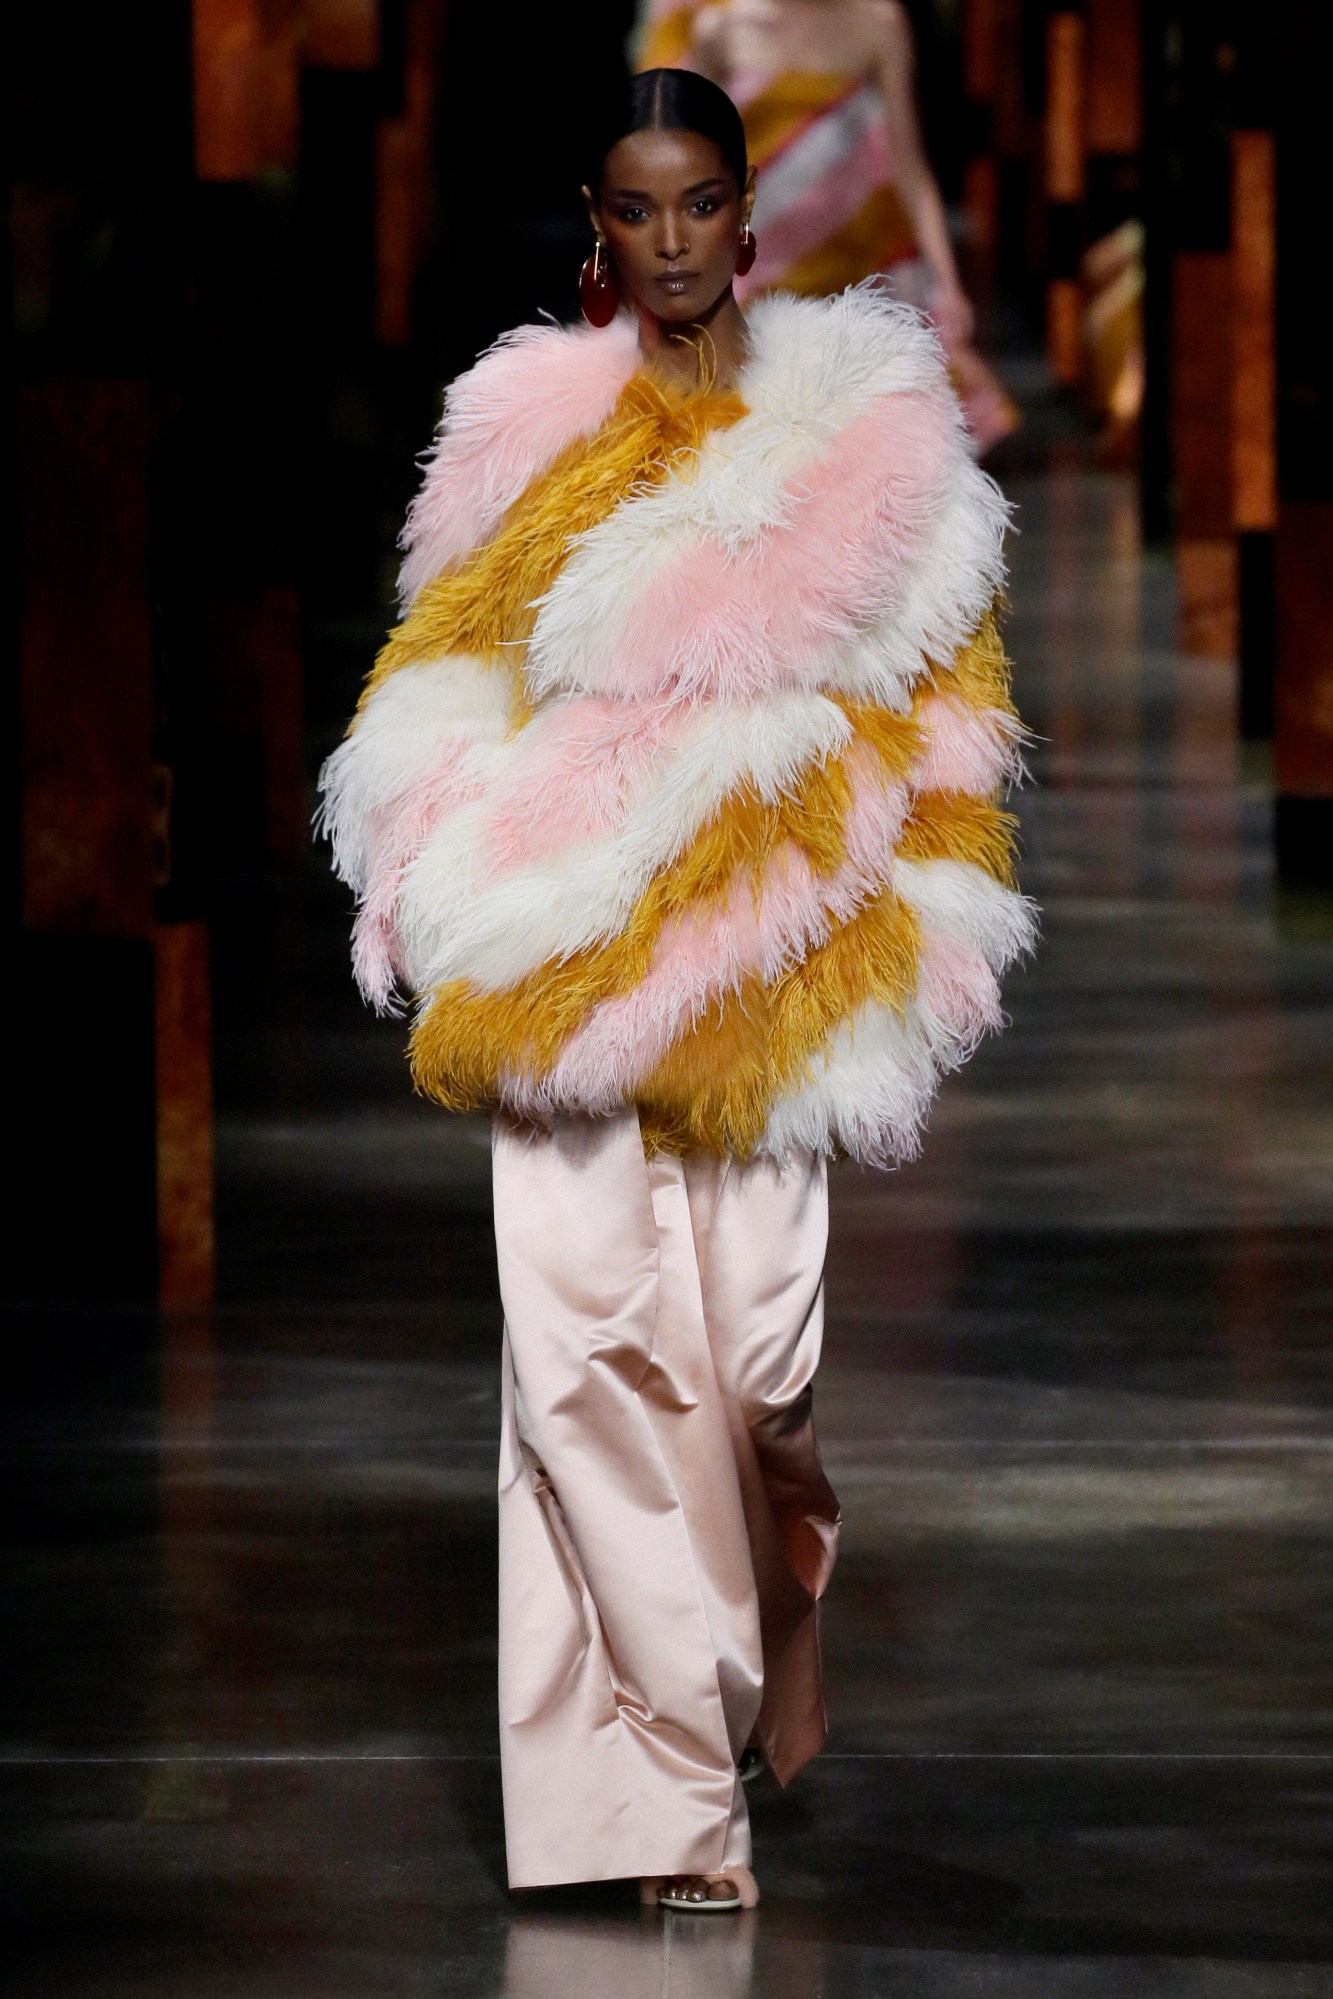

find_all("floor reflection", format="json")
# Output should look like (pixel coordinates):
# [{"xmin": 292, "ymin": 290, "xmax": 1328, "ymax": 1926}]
[{"xmin": 502, "ymin": 1910, "xmax": 757, "ymax": 1999}]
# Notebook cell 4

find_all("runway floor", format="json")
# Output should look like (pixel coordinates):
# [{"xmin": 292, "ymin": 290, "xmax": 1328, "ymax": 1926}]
[{"xmin": 6, "ymin": 460, "xmax": 1333, "ymax": 1994}]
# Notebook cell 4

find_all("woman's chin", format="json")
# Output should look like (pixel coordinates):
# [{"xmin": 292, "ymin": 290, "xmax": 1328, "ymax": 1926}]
[{"xmin": 634, "ymin": 280, "xmax": 736, "ymax": 328}]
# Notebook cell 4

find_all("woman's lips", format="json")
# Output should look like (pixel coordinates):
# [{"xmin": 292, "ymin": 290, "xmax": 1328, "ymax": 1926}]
[{"xmin": 655, "ymin": 270, "xmax": 699, "ymax": 293}]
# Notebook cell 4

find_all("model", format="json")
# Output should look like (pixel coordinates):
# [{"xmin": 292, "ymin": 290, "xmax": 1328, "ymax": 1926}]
[
  {"xmin": 636, "ymin": 0, "xmax": 1019, "ymax": 449},
  {"xmin": 320, "ymin": 67, "xmax": 1033, "ymax": 1914}
]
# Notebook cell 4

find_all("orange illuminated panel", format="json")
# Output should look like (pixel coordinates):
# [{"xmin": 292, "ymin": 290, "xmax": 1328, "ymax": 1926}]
[
  {"xmin": 192, "ymin": 0, "xmax": 299, "ymax": 178},
  {"xmin": 306, "ymin": 0, "xmax": 381, "ymax": 69},
  {"xmin": 1086, "ymin": 0, "xmax": 1142, "ymax": 156},
  {"xmin": 1232, "ymin": 131, "xmax": 1277, "ymax": 533},
  {"xmin": 256, "ymin": 0, "xmax": 301, "ymax": 169},
  {"xmin": 192, "ymin": 0, "xmax": 260, "ymax": 182},
  {"xmin": 1045, "ymin": 12, "xmax": 1086, "ymax": 203},
  {"xmin": 1172, "ymin": 251, "xmax": 1234, "ymax": 541},
  {"xmin": 1177, "ymin": 540, "xmax": 1239, "ymax": 659},
  {"xmin": 1047, "ymin": 277, "xmax": 1081, "ymax": 386}
]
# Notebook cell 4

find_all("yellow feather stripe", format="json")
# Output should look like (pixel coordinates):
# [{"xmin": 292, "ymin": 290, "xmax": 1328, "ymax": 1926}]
[
  {"xmin": 407, "ymin": 733, "xmax": 914, "ymax": 1107},
  {"xmin": 900, "ymin": 794, "xmax": 1019, "ymax": 886},
  {"xmin": 362, "ymin": 373, "xmax": 747, "ymax": 707},
  {"xmin": 631, "ymin": 888, "xmax": 924, "ymax": 1156},
  {"xmin": 929, "ymin": 608, "xmax": 1016, "ymax": 713}
]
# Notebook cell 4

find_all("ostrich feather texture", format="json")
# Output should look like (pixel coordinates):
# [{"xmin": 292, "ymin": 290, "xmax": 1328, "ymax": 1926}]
[{"xmin": 320, "ymin": 286, "xmax": 1036, "ymax": 1163}]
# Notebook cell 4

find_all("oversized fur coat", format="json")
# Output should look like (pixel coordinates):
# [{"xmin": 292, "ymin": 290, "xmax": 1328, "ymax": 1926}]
[{"xmin": 320, "ymin": 286, "xmax": 1036, "ymax": 1163}]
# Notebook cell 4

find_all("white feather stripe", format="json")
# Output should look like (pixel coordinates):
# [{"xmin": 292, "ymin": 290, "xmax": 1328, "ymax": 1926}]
[
  {"xmin": 758, "ymin": 1000, "xmax": 943, "ymax": 1164},
  {"xmin": 893, "ymin": 857, "xmax": 1039, "ymax": 971},
  {"xmin": 885, "ymin": 459, "xmax": 1009, "ymax": 682},
  {"xmin": 757, "ymin": 867, "xmax": 1039, "ymax": 1165},
  {"xmin": 756, "ymin": 934, "xmax": 1004, "ymax": 1167},
  {"xmin": 316, "ymin": 657, "xmax": 511, "ymax": 892},
  {"xmin": 521, "ymin": 399, "xmax": 1007, "ymax": 713},
  {"xmin": 523, "ymin": 381, "xmax": 972, "ymax": 706},
  {"xmin": 740, "ymin": 288, "xmax": 948, "ymax": 435},
  {"xmin": 395, "ymin": 692, "xmax": 854, "ymax": 994},
  {"xmin": 800, "ymin": 463, "xmax": 1009, "ymax": 709}
]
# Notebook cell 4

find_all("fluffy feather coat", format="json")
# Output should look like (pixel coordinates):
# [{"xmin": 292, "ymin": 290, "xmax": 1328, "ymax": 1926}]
[{"xmin": 320, "ymin": 287, "xmax": 1036, "ymax": 1163}]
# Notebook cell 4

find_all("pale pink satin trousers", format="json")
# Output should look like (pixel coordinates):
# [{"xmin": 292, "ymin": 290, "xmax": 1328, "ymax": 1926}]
[{"xmin": 492, "ymin": 1109, "xmax": 840, "ymax": 1889}]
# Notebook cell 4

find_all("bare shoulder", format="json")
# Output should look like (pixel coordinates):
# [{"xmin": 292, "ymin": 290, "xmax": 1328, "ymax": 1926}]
[
  {"xmin": 860, "ymin": 0, "xmax": 915, "ymax": 58},
  {"xmin": 695, "ymin": 0, "xmax": 769, "ymax": 35}
]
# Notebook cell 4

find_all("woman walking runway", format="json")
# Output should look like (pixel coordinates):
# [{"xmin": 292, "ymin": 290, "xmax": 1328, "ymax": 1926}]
[{"xmin": 321, "ymin": 67, "xmax": 1032, "ymax": 1909}]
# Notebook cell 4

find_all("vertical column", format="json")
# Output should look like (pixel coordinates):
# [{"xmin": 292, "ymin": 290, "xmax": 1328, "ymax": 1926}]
[
  {"xmin": 1274, "ymin": 2, "xmax": 1333, "ymax": 879},
  {"xmin": 1138, "ymin": 0, "xmax": 1173, "ymax": 543},
  {"xmin": 1161, "ymin": 3, "xmax": 1237, "ymax": 656},
  {"xmin": 1231, "ymin": 129, "xmax": 1276, "ymax": 736},
  {"xmin": 1082, "ymin": 0, "xmax": 1144, "ymax": 451},
  {"xmin": 962, "ymin": 0, "xmax": 999, "ymax": 307},
  {"xmin": 990, "ymin": 0, "xmax": 1037, "ymax": 313},
  {"xmin": 1086, "ymin": 0, "xmax": 1142, "ymax": 162},
  {"xmin": 1044, "ymin": 5, "xmax": 1086, "ymax": 388},
  {"xmin": 12, "ymin": 1, "xmax": 199, "ymax": 1309},
  {"xmin": 190, "ymin": 0, "xmax": 308, "ymax": 873},
  {"xmin": 1171, "ymin": 251, "xmax": 1235, "ymax": 656},
  {"xmin": 306, "ymin": 0, "xmax": 382, "ymax": 69},
  {"xmin": 192, "ymin": 0, "xmax": 301, "ymax": 180},
  {"xmin": 155, "ymin": 923, "xmax": 216, "ymax": 1306},
  {"xmin": 375, "ymin": 0, "xmax": 446, "ymax": 348},
  {"xmin": 16, "ymin": 380, "xmax": 159, "ymax": 1299}
]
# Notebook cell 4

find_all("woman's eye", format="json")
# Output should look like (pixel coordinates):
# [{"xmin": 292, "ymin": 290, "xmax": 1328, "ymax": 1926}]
[
  {"xmin": 616, "ymin": 206, "xmax": 647, "ymax": 223},
  {"xmin": 692, "ymin": 198, "xmax": 721, "ymax": 216}
]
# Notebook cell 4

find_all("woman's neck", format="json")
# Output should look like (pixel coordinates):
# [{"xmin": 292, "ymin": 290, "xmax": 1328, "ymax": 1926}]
[{"xmin": 636, "ymin": 287, "xmax": 750, "ymax": 393}]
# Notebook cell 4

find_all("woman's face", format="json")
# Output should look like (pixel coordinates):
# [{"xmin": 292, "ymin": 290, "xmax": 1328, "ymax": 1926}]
[{"xmin": 587, "ymin": 129, "xmax": 755, "ymax": 325}]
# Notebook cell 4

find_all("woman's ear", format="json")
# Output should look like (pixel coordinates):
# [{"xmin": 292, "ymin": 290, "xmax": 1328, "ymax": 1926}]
[
  {"xmin": 743, "ymin": 164, "xmax": 757, "ymax": 227},
  {"xmin": 581, "ymin": 183, "xmax": 604, "ymax": 244}
]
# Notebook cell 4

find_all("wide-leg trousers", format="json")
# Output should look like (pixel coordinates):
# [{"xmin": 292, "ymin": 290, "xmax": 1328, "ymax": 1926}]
[{"xmin": 492, "ymin": 1109, "xmax": 840, "ymax": 1889}]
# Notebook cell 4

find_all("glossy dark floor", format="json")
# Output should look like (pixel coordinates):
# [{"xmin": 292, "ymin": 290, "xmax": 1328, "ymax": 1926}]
[{"xmin": 7, "ymin": 457, "xmax": 1333, "ymax": 1996}]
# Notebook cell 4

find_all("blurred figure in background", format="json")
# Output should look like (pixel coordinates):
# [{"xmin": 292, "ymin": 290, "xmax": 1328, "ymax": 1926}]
[
  {"xmin": 1080, "ymin": 219, "xmax": 1145, "ymax": 465},
  {"xmin": 636, "ymin": 0, "xmax": 1019, "ymax": 450}
]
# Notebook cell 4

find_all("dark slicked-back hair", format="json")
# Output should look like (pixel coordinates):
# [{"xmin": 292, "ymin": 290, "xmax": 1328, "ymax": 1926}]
[{"xmin": 590, "ymin": 68, "xmax": 749, "ymax": 195}]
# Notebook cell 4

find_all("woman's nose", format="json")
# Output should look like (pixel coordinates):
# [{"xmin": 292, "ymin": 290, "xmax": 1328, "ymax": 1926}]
[{"xmin": 657, "ymin": 218, "xmax": 689, "ymax": 262}]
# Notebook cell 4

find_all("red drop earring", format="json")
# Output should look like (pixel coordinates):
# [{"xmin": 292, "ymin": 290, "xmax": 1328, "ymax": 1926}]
[
  {"xmin": 580, "ymin": 240, "xmax": 620, "ymax": 327},
  {"xmin": 736, "ymin": 225, "xmax": 757, "ymax": 277}
]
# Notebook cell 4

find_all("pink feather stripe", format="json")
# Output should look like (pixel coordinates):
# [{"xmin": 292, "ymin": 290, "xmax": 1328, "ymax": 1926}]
[
  {"xmin": 910, "ymin": 693, "xmax": 1023, "ymax": 796},
  {"xmin": 500, "ymin": 753, "xmax": 911, "ymax": 1112},
  {"xmin": 482, "ymin": 696, "xmax": 695, "ymax": 875},
  {"xmin": 398, "ymin": 317, "xmax": 640, "ymax": 605},
  {"xmin": 918, "ymin": 933, "xmax": 1004, "ymax": 1052},
  {"xmin": 352, "ymin": 748, "xmax": 488, "ymax": 1008},
  {"xmin": 552, "ymin": 387, "xmax": 958, "ymax": 706}
]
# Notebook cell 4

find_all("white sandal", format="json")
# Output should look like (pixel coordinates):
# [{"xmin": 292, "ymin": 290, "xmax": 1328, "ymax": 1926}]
[{"xmin": 656, "ymin": 1873, "xmax": 743, "ymax": 1912}]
